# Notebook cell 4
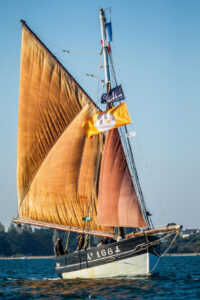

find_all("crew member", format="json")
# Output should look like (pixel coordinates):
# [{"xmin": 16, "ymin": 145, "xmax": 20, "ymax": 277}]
[
  {"xmin": 77, "ymin": 234, "xmax": 85, "ymax": 251},
  {"xmin": 97, "ymin": 240, "xmax": 104, "ymax": 247},
  {"xmin": 54, "ymin": 238, "xmax": 64, "ymax": 256}
]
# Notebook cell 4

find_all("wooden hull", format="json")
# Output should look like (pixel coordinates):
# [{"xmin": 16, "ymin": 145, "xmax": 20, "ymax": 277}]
[{"xmin": 55, "ymin": 235, "xmax": 160, "ymax": 279}]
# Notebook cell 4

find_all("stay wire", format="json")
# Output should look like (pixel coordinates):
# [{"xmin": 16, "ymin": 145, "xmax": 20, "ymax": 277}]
[
  {"xmin": 134, "ymin": 134, "xmax": 167, "ymax": 225},
  {"xmin": 63, "ymin": 49, "xmax": 101, "ymax": 66},
  {"xmin": 34, "ymin": 34, "xmax": 105, "ymax": 85},
  {"xmin": 38, "ymin": 33, "xmax": 98, "ymax": 55},
  {"xmin": 110, "ymin": 37, "xmax": 166, "ymax": 225}
]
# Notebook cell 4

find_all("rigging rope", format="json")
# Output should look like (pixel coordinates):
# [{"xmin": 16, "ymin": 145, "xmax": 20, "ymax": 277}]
[
  {"xmin": 63, "ymin": 49, "xmax": 101, "ymax": 66},
  {"xmin": 149, "ymin": 229, "xmax": 180, "ymax": 273},
  {"xmin": 108, "ymin": 35, "xmax": 166, "ymax": 227},
  {"xmin": 132, "ymin": 133, "xmax": 167, "ymax": 224},
  {"xmin": 31, "ymin": 34, "xmax": 108, "ymax": 101},
  {"xmin": 65, "ymin": 218, "xmax": 72, "ymax": 253}
]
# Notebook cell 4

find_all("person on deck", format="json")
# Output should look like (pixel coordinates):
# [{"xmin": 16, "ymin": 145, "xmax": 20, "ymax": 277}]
[
  {"xmin": 54, "ymin": 238, "xmax": 64, "ymax": 256},
  {"xmin": 77, "ymin": 234, "xmax": 85, "ymax": 251},
  {"xmin": 97, "ymin": 240, "xmax": 104, "ymax": 247}
]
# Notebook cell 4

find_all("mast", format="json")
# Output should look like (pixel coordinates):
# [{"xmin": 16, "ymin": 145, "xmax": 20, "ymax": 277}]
[
  {"xmin": 99, "ymin": 8, "xmax": 152, "ymax": 229},
  {"xmin": 99, "ymin": 8, "xmax": 111, "ymax": 93}
]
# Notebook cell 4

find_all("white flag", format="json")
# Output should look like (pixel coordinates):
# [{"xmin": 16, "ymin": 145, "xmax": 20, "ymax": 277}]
[{"xmin": 126, "ymin": 130, "xmax": 136, "ymax": 138}]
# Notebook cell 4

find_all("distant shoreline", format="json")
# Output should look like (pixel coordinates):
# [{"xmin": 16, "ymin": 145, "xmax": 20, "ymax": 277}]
[{"xmin": 0, "ymin": 253, "xmax": 200, "ymax": 259}]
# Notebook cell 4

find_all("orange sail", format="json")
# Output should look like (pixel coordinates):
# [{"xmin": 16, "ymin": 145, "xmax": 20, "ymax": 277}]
[
  {"xmin": 97, "ymin": 129, "xmax": 147, "ymax": 228},
  {"xmin": 16, "ymin": 23, "xmax": 113, "ymax": 236}
]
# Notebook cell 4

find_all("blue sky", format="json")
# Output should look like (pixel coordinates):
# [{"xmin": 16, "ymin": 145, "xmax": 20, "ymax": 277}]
[{"xmin": 0, "ymin": 0, "xmax": 199, "ymax": 229}]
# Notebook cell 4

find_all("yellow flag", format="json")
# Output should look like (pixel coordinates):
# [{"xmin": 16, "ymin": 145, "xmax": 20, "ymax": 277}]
[{"xmin": 82, "ymin": 102, "xmax": 131, "ymax": 138}]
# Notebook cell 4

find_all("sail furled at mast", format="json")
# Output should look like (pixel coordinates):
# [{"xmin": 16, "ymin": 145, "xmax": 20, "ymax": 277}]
[
  {"xmin": 17, "ymin": 23, "xmax": 113, "ymax": 235},
  {"xmin": 97, "ymin": 129, "xmax": 147, "ymax": 228}
]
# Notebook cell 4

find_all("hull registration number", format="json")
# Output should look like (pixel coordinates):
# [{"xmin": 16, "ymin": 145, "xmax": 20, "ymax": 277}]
[{"xmin": 87, "ymin": 246, "xmax": 120, "ymax": 260}]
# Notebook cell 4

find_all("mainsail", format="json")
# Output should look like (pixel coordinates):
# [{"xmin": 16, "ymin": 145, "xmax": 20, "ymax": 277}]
[
  {"xmin": 14, "ymin": 21, "xmax": 148, "ymax": 237},
  {"xmin": 15, "ymin": 22, "xmax": 113, "ymax": 236}
]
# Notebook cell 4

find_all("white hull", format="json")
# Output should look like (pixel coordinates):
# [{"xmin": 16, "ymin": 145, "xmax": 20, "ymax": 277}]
[{"xmin": 61, "ymin": 252, "xmax": 159, "ymax": 279}]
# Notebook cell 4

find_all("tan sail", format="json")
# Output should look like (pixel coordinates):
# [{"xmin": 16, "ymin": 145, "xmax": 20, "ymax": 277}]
[
  {"xmin": 16, "ymin": 23, "xmax": 113, "ymax": 235},
  {"xmin": 97, "ymin": 129, "xmax": 147, "ymax": 228}
]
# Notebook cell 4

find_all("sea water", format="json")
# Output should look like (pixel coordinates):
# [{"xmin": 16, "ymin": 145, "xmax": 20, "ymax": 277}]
[{"xmin": 0, "ymin": 256, "xmax": 200, "ymax": 299}]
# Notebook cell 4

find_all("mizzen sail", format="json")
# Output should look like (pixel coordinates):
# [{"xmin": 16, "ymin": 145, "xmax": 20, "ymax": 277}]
[{"xmin": 16, "ymin": 23, "xmax": 113, "ymax": 235}]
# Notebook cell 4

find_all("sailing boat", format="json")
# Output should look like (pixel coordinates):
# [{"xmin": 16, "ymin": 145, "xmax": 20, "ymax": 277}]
[{"xmin": 13, "ymin": 9, "xmax": 181, "ymax": 279}]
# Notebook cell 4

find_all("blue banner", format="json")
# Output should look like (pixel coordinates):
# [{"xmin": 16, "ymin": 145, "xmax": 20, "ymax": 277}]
[
  {"xmin": 106, "ymin": 22, "xmax": 112, "ymax": 42},
  {"xmin": 101, "ymin": 85, "xmax": 125, "ymax": 104}
]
